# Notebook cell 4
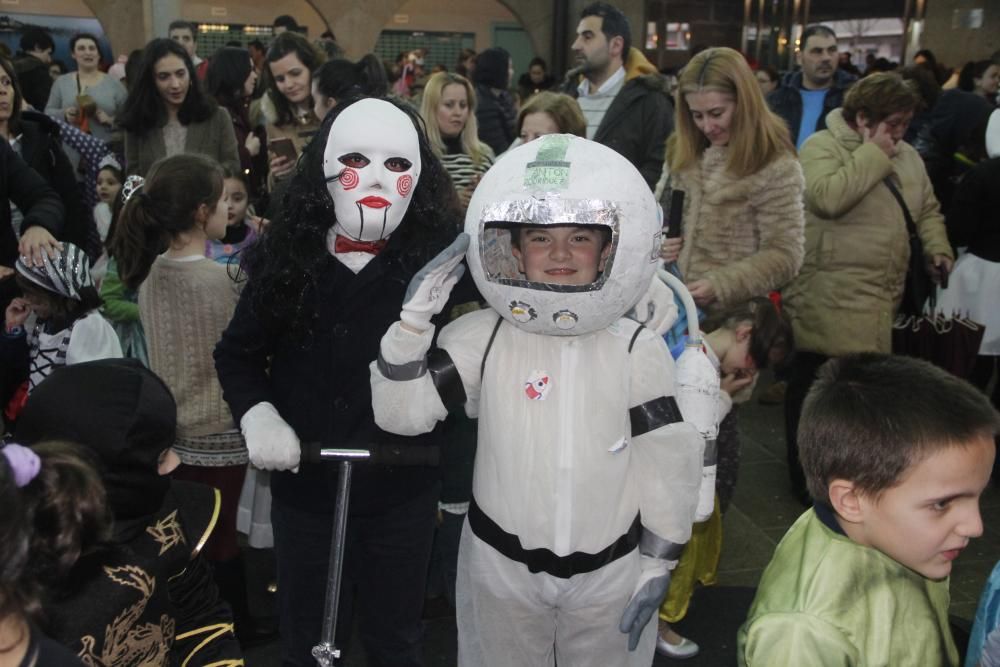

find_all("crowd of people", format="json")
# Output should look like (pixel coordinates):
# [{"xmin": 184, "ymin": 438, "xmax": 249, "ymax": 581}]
[{"xmin": 0, "ymin": 2, "xmax": 999, "ymax": 666}]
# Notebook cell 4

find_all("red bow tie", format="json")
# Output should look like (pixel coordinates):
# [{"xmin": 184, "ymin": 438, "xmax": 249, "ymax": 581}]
[{"xmin": 334, "ymin": 235, "xmax": 388, "ymax": 255}]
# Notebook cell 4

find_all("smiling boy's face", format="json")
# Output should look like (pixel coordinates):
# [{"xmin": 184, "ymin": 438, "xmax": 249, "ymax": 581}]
[
  {"xmin": 510, "ymin": 225, "xmax": 611, "ymax": 286},
  {"xmin": 847, "ymin": 435, "xmax": 994, "ymax": 580}
]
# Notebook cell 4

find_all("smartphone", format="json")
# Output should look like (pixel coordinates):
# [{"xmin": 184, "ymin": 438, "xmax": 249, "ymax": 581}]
[{"xmin": 268, "ymin": 137, "xmax": 297, "ymax": 163}]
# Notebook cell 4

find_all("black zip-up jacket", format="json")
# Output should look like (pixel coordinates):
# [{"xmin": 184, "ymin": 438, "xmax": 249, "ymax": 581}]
[
  {"xmin": 766, "ymin": 69, "xmax": 856, "ymax": 144},
  {"xmin": 590, "ymin": 74, "xmax": 674, "ymax": 190},
  {"xmin": 215, "ymin": 252, "xmax": 477, "ymax": 516}
]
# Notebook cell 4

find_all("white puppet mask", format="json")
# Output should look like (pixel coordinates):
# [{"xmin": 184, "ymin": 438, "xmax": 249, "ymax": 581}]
[{"xmin": 323, "ymin": 98, "xmax": 421, "ymax": 242}]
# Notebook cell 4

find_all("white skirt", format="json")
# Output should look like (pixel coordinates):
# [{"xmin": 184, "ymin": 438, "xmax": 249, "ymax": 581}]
[
  {"xmin": 236, "ymin": 465, "xmax": 274, "ymax": 548},
  {"xmin": 935, "ymin": 253, "xmax": 1000, "ymax": 355}
]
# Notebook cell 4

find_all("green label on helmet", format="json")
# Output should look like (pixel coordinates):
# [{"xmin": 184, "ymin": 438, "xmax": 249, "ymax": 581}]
[{"xmin": 524, "ymin": 134, "xmax": 570, "ymax": 189}]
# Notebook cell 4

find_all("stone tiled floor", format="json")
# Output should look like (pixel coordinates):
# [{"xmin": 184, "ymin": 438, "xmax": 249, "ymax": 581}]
[{"xmin": 245, "ymin": 377, "xmax": 1000, "ymax": 665}]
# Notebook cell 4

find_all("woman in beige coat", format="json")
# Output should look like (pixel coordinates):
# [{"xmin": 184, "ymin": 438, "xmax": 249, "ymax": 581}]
[
  {"xmin": 656, "ymin": 47, "xmax": 805, "ymax": 314},
  {"xmin": 782, "ymin": 72, "xmax": 953, "ymax": 501},
  {"xmin": 652, "ymin": 46, "xmax": 805, "ymax": 660}
]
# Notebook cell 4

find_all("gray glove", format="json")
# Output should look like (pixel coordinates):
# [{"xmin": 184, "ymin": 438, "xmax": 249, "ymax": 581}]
[
  {"xmin": 619, "ymin": 555, "xmax": 672, "ymax": 651},
  {"xmin": 980, "ymin": 624, "xmax": 1000, "ymax": 667},
  {"xmin": 400, "ymin": 234, "xmax": 469, "ymax": 332}
]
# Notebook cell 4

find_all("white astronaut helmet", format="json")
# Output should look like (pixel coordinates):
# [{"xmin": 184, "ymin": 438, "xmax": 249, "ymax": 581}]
[{"xmin": 465, "ymin": 134, "xmax": 662, "ymax": 336}]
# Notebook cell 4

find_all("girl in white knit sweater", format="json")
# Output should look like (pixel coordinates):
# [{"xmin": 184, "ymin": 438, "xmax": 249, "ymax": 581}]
[{"xmin": 109, "ymin": 153, "xmax": 253, "ymax": 636}]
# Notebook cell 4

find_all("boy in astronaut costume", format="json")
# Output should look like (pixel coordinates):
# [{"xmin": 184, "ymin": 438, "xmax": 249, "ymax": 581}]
[{"xmin": 371, "ymin": 135, "xmax": 705, "ymax": 666}]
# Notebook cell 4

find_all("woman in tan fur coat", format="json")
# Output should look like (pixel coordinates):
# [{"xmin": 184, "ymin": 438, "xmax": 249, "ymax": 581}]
[
  {"xmin": 651, "ymin": 47, "xmax": 804, "ymax": 660},
  {"xmin": 656, "ymin": 47, "xmax": 804, "ymax": 314}
]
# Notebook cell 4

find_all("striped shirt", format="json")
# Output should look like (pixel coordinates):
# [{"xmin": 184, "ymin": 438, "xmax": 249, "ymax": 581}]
[
  {"xmin": 440, "ymin": 137, "xmax": 496, "ymax": 193},
  {"xmin": 576, "ymin": 66, "xmax": 626, "ymax": 140}
]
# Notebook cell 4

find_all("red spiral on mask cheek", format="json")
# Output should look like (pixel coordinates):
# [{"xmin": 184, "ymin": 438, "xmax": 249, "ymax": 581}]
[
  {"xmin": 396, "ymin": 174, "xmax": 413, "ymax": 198},
  {"xmin": 340, "ymin": 168, "xmax": 359, "ymax": 190}
]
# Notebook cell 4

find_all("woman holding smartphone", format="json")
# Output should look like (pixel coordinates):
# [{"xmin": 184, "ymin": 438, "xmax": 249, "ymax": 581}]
[
  {"xmin": 252, "ymin": 32, "xmax": 324, "ymax": 190},
  {"xmin": 118, "ymin": 39, "xmax": 239, "ymax": 178},
  {"xmin": 45, "ymin": 33, "xmax": 126, "ymax": 144}
]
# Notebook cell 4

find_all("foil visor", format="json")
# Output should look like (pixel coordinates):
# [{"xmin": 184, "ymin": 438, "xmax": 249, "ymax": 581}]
[{"xmin": 478, "ymin": 198, "xmax": 621, "ymax": 294}]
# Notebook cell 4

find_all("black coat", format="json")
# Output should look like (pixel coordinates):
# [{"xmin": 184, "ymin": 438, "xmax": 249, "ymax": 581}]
[
  {"xmin": 0, "ymin": 139, "xmax": 63, "ymax": 404},
  {"xmin": 0, "ymin": 138, "xmax": 63, "ymax": 270},
  {"xmin": 12, "ymin": 53, "xmax": 52, "ymax": 112},
  {"xmin": 947, "ymin": 157, "xmax": 1000, "ymax": 261},
  {"xmin": 474, "ymin": 83, "xmax": 516, "ymax": 156},
  {"xmin": 215, "ymin": 253, "xmax": 477, "ymax": 516},
  {"xmin": 517, "ymin": 72, "xmax": 556, "ymax": 102},
  {"xmin": 17, "ymin": 111, "xmax": 97, "ymax": 259},
  {"xmin": 766, "ymin": 69, "xmax": 855, "ymax": 144},
  {"xmin": 591, "ymin": 74, "xmax": 674, "ymax": 190}
]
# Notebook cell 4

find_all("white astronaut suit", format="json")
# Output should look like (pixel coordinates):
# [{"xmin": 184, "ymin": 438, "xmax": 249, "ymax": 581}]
[{"xmin": 371, "ymin": 135, "xmax": 705, "ymax": 666}]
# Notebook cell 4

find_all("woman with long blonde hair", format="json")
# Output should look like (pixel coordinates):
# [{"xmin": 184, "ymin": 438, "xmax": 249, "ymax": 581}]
[
  {"xmin": 657, "ymin": 46, "xmax": 804, "ymax": 311},
  {"xmin": 652, "ymin": 46, "xmax": 805, "ymax": 659},
  {"xmin": 420, "ymin": 71, "xmax": 494, "ymax": 211}
]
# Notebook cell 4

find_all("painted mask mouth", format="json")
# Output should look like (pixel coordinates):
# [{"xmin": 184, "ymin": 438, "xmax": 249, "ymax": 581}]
[{"xmin": 358, "ymin": 196, "xmax": 390, "ymax": 209}]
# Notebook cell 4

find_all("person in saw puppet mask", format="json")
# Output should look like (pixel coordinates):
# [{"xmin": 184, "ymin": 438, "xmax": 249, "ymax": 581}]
[
  {"xmin": 322, "ymin": 98, "xmax": 422, "ymax": 269},
  {"xmin": 214, "ymin": 96, "xmax": 464, "ymax": 666},
  {"xmin": 371, "ymin": 134, "xmax": 706, "ymax": 666}
]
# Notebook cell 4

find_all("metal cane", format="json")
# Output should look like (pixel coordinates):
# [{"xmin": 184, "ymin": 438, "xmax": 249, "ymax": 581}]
[{"xmin": 301, "ymin": 443, "xmax": 440, "ymax": 667}]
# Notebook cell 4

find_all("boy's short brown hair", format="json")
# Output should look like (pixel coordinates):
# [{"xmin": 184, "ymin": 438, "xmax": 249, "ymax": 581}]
[{"xmin": 801, "ymin": 353, "xmax": 999, "ymax": 505}]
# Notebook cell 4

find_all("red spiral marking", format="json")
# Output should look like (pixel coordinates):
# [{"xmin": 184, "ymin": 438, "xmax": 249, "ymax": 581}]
[
  {"xmin": 340, "ymin": 168, "xmax": 359, "ymax": 190},
  {"xmin": 397, "ymin": 174, "xmax": 413, "ymax": 198}
]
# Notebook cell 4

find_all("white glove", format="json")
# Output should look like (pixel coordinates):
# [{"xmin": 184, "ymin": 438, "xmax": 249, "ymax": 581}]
[
  {"xmin": 619, "ymin": 555, "xmax": 672, "ymax": 651},
  {"xmin": 400, "ymin": 234, "xmax": 469, "ymax": 332},
  {"xmin": 695, "ymin": 463, "xmax": 717, "ymax": 522},
  {"xmin": 240, "ymin": 402, "xmax": 300, "ymax": 471}
]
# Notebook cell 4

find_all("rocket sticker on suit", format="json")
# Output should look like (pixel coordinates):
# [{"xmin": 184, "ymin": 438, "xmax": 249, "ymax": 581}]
[{"xmin": 524, "ymin": 371, "xmax": 551, "ymax": 400}]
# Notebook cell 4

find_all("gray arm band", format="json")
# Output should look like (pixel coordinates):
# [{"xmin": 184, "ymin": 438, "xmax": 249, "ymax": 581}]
[
  {"xmin": 376, "ymin": 353, "xmax": 427, "ymax": 381},
  {"xmin": 639, "ymin": 527, "xmax": 685, "ymax": 561}
]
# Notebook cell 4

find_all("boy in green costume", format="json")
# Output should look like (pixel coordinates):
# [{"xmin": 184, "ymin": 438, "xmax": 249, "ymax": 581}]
[{"xmin": 739, "ymin": 353, "xmax": 998, "ymax": 666}]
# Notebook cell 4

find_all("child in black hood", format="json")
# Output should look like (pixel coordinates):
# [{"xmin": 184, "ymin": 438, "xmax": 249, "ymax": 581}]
[{"xmin": 15, "ymin": 358, "xmax": 244, "ymax": 664}]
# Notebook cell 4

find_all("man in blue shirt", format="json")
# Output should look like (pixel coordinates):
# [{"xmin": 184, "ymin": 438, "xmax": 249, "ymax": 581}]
[{"xmin": 767, "ymin": 25, "xmax": 856, "ymax": 150}]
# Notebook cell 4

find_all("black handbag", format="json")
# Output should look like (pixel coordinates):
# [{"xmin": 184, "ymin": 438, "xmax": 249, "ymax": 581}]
[{"xmin": 884, "ymin": 178, "xmax": 934, "ymax": 316}]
